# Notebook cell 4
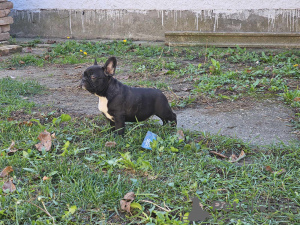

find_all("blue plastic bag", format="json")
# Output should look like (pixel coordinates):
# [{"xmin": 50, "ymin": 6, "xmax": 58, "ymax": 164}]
[{"xmin": 141, "ymin": 131, "xmax": 157, "ymax": 150}]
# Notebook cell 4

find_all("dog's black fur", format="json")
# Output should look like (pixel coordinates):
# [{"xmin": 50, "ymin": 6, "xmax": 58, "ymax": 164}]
[{"xmin": 81, "ymin": 57, "xmax": 177, "ymax": 135}]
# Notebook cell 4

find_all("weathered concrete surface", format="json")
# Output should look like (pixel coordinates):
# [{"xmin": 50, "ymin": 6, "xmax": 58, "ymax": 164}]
[
  {"xmin": 10, "ymin": 9, "xmax": 300, "ymax": 41},
  {"xmin": 10, "ymin": 0, "xmax": 300, "ymax": 11},
  {"xmin": 176, "ymin": 103, "xmax": 296, "ymax": 146},
  {"xmin": 165, "ymin": 32, "xmax": 300, "ymax": 48}
]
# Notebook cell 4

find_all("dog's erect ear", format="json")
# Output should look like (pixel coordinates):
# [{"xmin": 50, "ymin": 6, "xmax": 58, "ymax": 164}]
[
  {"xmin": 104, "ymin": 57, "xmax": 117, "ymax": 76},
  {"xmin": 94, "ymin": 58, "xmax": 98, "ymax": 65}
]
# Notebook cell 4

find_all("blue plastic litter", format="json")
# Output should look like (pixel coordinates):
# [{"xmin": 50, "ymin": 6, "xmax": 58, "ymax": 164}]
[{"xmin": 141, "ymin": 131, "xmax": 157, "ymax": 150}]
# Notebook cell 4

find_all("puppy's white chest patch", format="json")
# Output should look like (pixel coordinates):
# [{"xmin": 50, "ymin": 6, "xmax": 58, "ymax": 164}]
[{"xmin": 97, "ymin": 96, "xmax": 114, "ymax": 121}]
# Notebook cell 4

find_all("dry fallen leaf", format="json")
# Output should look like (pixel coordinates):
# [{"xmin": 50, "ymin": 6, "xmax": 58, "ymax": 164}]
[
  {"xmin": 274, "ymin": 168, "xmax": 286, "ymax": 175},
  {"xmin": 265, "ymin": 166, "xmax": 273, "ymax": 172},
  {"xmin": 2, "ymin": 179, "xmax": 16, "ymax": 193},
  {"xmin": 35, "ymin": 130, "xmax": 52, "ymax": 152},
  {"xmin": 0, "ymin": 166, "xmax": 14, "ymax": 178},
  {"xmin": 210, "ymin": 151, "xmax": 228, "ymax": 158},
  {"xmin": 294, "ymin": 97, "xmax": 300, "ymax": 102},
  {"xmin": 7, "ymin": 141, "xmax": 18, "ymax": 155},
  {"xmin": 229, "ymin": 154, "xmax": 237, "ymax": 162},
  {"xmin": 229, "ymin": 151, "xmax": 246, "ymax": 163},
  {"xmin": 265, "ymin": 166, "xmax": 286, "ymax": 175},
  {"xmin": 19, "ymin": 60, "xmax": 25, "ymax": 64},
  {"xmin": 120, "ymin": 192, "xmax": 135, "ymax": 213},
  {"xmin": 43, "ymin": 176, "xmax": 50, "ymax": 181},
  {"xmin": 177, "ymin": 130, "xmax": 185, "ymax": 140},
  {"xmin": 18, "ymin": 121, "xmax": 33, "ymax": 127},
  {"xmin": 51, "ymin": 133, "xmax": 56, "ymax": 139},
  {"xmin": 105, "ymin": 141, "xmax": 117, "ymax": 148}
]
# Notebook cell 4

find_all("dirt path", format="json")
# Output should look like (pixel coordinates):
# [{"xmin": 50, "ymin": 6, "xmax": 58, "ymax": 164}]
[{"xmin": 1, "ymin": 64, "xmax": 298, "ymax": 146}]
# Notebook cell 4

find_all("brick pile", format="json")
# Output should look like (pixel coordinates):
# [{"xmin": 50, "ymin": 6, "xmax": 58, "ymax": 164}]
[
  {"xmin": 0, "ymin": 0, "xmax": 13, "ymax": 41},
  {"xmin": 0, "ymin": 0, "xmax": 22, "ymax": 56}
]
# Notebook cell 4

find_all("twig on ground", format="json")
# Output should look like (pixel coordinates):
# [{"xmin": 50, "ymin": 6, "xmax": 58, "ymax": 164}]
[{"xmin": 140, "ymin": 200, "xmax": 171, "ymax": 212}]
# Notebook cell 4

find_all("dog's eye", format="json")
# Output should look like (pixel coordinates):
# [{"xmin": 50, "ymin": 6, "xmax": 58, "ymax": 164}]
[{"xmin": 91, "ymin": 75, "xmax": 97, "ymax": 80}]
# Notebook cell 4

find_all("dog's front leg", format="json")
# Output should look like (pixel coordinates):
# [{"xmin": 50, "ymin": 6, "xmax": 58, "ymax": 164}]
[
  {"xmin": 108, "ymin": 120, "xmax": 115, "ymax": 133},
  {"xmin": 114, "ymin": 114, "xmax": 125, "ymax": 135}
]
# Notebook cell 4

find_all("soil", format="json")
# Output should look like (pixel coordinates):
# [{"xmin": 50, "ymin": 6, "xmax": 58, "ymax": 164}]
[{"xmin": 0, "ymin": 45, "xmax": 299, "ymax": 146}]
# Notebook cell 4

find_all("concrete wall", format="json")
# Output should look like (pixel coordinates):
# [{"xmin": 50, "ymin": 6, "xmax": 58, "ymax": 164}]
[{"xmin": 10, "ymin": 0, "xmax": 300, "ymax": 40}]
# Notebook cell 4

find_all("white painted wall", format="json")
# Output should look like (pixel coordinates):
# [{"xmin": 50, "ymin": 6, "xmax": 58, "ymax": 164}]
[{"xmin": 11, "ymin": 0, "xmax": 300, "ymax": 11}]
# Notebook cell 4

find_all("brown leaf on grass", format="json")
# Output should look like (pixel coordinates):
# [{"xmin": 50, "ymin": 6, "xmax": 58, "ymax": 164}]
[
  {"xmin": 229, "ymin": 150, "xmax": 246, "ymax": 163},
  {"xmin": 7, "ymin": 141, "xmax": 18, "ymax": 155},
  {"xmin": 105, "ymin": 141, "xmax": 117, "ymax": 148},
  {"xmin": 19, "ymin": 60, "xmax": 25, "ymax": 64},
  {"xmin": 120, "ymin": 192, "xmax": 135, "ymax": 213},
  {"xmin": 44, "ymin": 55, "xmax": 50, "ymax": 60},
  {"xmin": 274, "ymin": 168, "xmax": 286, "ymax": 175},
  {"xmin": 210, "ymin": 151, "xmax": 228, "ymax": 158},
  {"xmin": 35, "ymin": 130, "xmax": 52, "ymax": 152},
  {"xmin": 266, "ymin": 166, "xmax": 286, "ymax": 175},
  {"xmin": 0, "ymin": 166, "xmax": 13, "ymax": 178},
  {"xmin": 74, "ymin": 66, "xmax": 83, "ymax": 69},
  {"xmin": 294, "ymin": 97, "xmax": 300, "ymax": 102},
  {"xmin": 229, "ymin": 154, "xmax": 237, "ymax": 162},
  {"xmin": 51, "ymin": 133, "xmax": 56, "ymax": 139},
  {"xmin": 265, "ymin": 166, "xmax": 273, "ymax": 172},
  {"xmin": 2, "ymin": 179, "xmax": 16, "ymax": 193},
  {"xmin": 43, "ymin": 176, "xmax": 50, "ymax": 181},
  {"xmin": 7, "ymin": 67, "xmax": 16, "ymax": 70},
  {"xmin": 18, "ymin": 121, "xmax": 33, "ymax": 127},
  {"xmin": 177, "ymin": 130, "xmax": 185, "ymax": 140}
]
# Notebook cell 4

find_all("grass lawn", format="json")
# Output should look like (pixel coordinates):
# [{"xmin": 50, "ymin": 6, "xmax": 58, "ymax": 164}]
[{"xmin": 0, "ymin": 39, "xmax": 299, "ymax": 224}]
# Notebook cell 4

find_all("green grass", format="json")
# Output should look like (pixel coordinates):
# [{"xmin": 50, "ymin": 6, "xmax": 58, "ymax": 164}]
[
  {"xmin": 0, "ymin": 42, "xmax": 299, "ymax": 223},
  {"xmin": 0, "ymin": 78, "xmax": 299, "ymax": 224},
  {"xmin": 0, "ymin": 78, "xmax": 44, "ymax": 117}
]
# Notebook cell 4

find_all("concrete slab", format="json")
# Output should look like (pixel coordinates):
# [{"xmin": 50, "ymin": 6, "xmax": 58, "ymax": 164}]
[
  {"xmin": 165, "ymin": 32, "xmax": 300, "ymax": 48},
  {"xmin": 0, "ymin": 44, "xmax": 22, "ymax": 55}
]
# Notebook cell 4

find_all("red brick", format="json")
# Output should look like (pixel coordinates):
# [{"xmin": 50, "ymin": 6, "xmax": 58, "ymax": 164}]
[
  {"xmin": 0, "ymin": 2, "xmax": 13, "ymax": 10},
  {"xmin": 0, "ymin": 9, "xmax": 10, "ymax": 17},
  {"xmin": 0, "ymin": 32, "xmax": 9, "ymax": 41},
  {"xmin": 0, "ymin": 16, "xmax": 13, "ymax": 25},
  {"xmin": 0, "ymin": 24, "xmax": 9, "ymax": 32}
]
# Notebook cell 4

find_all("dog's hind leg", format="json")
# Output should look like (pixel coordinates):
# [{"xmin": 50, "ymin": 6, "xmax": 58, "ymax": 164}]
[{"xmin": 157, "ymin": 111, "xmax": 177, "ymax": 126}]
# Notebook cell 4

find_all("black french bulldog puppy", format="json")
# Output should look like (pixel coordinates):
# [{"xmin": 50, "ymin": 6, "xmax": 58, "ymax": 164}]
[{"xmin": 81, "ymin": 57, "xmax": 177, "ymax": 135}]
